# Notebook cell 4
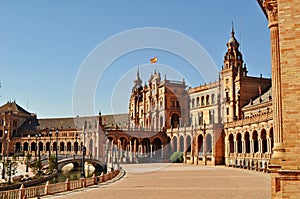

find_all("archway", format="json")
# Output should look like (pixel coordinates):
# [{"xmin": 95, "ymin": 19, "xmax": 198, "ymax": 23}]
[
  {"xmin": 23, "ymin": 142, "xmax": 29, "ymax": 151},
  {"xmin": 31, "ymin": 142, "xmax": 36, "ymax": 152},
  {"xmin": 60, "ymin": 142, "xmax": 65, "ymax": 152},
  {"xmin": 173, "ymin": 136, "xmax": 178, "ymax": 152},
  {"xmin": 171, "ymin": 113, "xmax": 180, "ymax": 128},
  {"xmin": 179, "ymin": 136, "xmax": 184, "ymax": 152},
  {"xmin": 236, "ymin": 133, "xmax": 242, "ymax": 153},
  {"xmin": 46, "ymin": 142, "xmax": 50, "ymax": 152},
  {"xmin": 15, "ymin": 142, "xmax": 21, "ymax": 152},
  {"xmin": 261, "ymin": 129, "xmax": 267, "ymax": 153},
  {"xmin": 206, "ymin": 134, "xmax": 212, "ymax": 155},
  {"xmin": 252, "ymin": 131, "xmax": 258, "ymax": 153},
  {"xmin": 198, "ymin": 134, "xmax": 203, "ymax": 157},
  {"xmin": 38, "ymin": 142, "xmax": 43, "ymax": 153},
  {"xmin": 141, "ymin": 138, "xmax": 150, "ymax": 154},
  {"xmin": 245, "ymin": 132, "xmax": 250, "ymax": 153},
  {"xmin": 67, "ymin": 142, "xmax": 72, "ymax": 152},
  {"xmin": 186, "ymin": 135, "xmax": 191, "ymax": 153},
  {"xmin": 229, "ymin": 134, "xmax": 234, "ymax": 153},
  {"xmin": 153, "ymin": 137, "xmax": 162, "ymax": 158}
]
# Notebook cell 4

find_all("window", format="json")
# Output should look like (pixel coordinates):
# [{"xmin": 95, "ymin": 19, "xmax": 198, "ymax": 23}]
[
  {"xmin": 201, "ymin": 96, "xmax": 205, "ymax": 106},
  {"xmin": 226, "ymin": 108, "xmax": 229, "ymax": 115},
  {"xmin": 206, "ymin": 95, "xmax": 210, "ymax": 105},
  {"xmin": 226, "ymin": 92, "xmax": 229, "ymax": 102},
  {"xmin": 196, "ymin": 97, "xmax": 200, "ymax": 106},
  {"xmin": 211, "ymin": 94, "xmax": 215, "ymax": 104},
  {"xmin": 192, "ymin": 98, "xmax": 195, "ymax": 108}
]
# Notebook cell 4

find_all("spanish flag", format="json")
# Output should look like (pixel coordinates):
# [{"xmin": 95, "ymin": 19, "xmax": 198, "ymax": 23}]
[{"xmin": 150, "ymin": 57, "xmax": 157, "ymax": 64}]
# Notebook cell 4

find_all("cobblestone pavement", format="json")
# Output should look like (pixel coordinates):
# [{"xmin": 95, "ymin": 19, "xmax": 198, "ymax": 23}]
[{"xmin": 43, "ymin": 163, "xmax": 271, "ymax": 199}]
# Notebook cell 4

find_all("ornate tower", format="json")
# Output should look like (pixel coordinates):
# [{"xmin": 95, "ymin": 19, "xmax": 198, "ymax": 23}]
[{"xmin": 221, "ymin": 25, "xmax": 247, "ymax": 122}]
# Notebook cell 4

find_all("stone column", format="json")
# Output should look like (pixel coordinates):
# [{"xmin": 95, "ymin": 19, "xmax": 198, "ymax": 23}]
[{"xmin": 264, "ymin": 0, "xmax": 284, "ymax": 164}]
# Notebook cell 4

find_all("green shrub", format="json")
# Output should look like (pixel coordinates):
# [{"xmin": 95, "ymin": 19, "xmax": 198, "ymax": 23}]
[{"xmin": 170, "ymin": 151, "xmax": 183, "ymax": 163}]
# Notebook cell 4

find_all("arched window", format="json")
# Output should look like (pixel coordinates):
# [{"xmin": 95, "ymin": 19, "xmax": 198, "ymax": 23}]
[
  {"xmin": 229, "ymin": 134, "xmax": 234, "ymax": 153},
  {"xmin": 206, "ymin": 95, "xmax": 210, "ymax": 105},
  {"xmin": 261, "ymin": 129, "xmax": 267, "ymax": 153},
  {"xmin": 196, "ymin": 97, "xmax": 200, "ymax": 107},
  {"xmin": 171, "ymin": 113, "xmax": 180, "ymax": 128},
  {"xmin": 201, "ymin": 96, "xmax": 205, "ymax": 106},
  {"xmin": 211, "ymin": 94, "xmax": 215, "ymax": 104},
  {"xmin": 252, "ymin": 131, "xmax": 258, "ymax": 153},
  {"xmin": 245, "ymin": 132, "xmax": 250, "ymax": 153},
  {"xmin": 192, "ymin": 98, "xmax": 195, "ymax": 108},
  {"xmin": 236, "ymin": 133, "xmax": 242, "ymax": 153}
]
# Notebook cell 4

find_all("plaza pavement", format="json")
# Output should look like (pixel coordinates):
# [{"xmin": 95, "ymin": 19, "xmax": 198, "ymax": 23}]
[{"xmin": 43, "ymin": 163, "xmax": 271, "ymax": 199}]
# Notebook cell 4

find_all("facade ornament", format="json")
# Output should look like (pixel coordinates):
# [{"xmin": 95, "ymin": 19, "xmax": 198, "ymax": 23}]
[{"xmin": 263, "ymin": 0, "xmax": 278, "ymax": 24}]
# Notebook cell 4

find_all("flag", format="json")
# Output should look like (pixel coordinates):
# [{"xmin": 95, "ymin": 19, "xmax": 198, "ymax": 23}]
[
  {"xmin": 258, "ymin": 85, "xmax": 262, "ymax": 95},
  {"xmin": 150, "ymin": 57, "xmax": 157, "ymax": 64}
]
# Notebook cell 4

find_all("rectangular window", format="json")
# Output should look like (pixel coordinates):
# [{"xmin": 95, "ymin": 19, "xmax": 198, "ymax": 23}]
[{"xmin": 226, "ymin": 108, "xmax": 229, "ymax": 115}]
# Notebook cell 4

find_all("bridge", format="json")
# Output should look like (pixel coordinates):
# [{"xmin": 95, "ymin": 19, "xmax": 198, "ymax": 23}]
[{"xmin": 43, "ymin": 157, "xmax": 107, "ymax": 172}]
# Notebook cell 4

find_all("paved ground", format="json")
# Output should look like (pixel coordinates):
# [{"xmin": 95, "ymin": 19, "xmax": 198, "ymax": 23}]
[{"xmin": 43, "ymin": 163, "xmax": 271, "ymax": 199}]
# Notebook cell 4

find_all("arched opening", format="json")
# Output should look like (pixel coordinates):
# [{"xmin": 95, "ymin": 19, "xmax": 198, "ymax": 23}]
[
  {"xmin": 31, "ymin": 142, "xmax": 36, "ymax": 152},
  {"xmin": 153, "ymin": 138, "xmax": 162, "ymax": 158},
  {"xmin": 74, "ymin": 142, "xmax": 79, "ymax": 154},
  {"xmin": 15, "ymin": 142, "xmax": 21, "ymax": 152},
  {"xmin": 253, "ymin": 131, "xmax": 258, "ymax": 153},
  {"xmin": 173, "ymin": 136, "xmax": 178, "ymax": 152},
  {"xmin": 171, "ymin": 113, "xmax": 180, "ymax": 128},
  {"xmin": 270, "ymin": 127, "xmax": 274, "ymax": 153},
  {"xmin": 206, "ymin": 134, "xmax": 212, "ymax": 155},
  {"xmin": 53, "ymin": 142, "xmax": 58, "ymax": 152},
  {"xmin": 141, "ymin": 138, "xmax": 150, "ymax": 154},
  {"xmin": 186, "ymin": 135, "xmax": 191, "ymax": 153},
  {"xmin": 0, "ymin": 130, "xmax": 3, "ymax": 137},
  {"xmin": 0, "ymin": 142, "xmax": 2, "ymax": 154},
  {"xmin": 67, "ymin": 142, "xmax": 72, "ymax": 152},
  {"xmin": 261, "ymin": 129, "xmax": 267, "ymax": 153},
  {"xmin": 198, "ymin": 134, "xmax": 203, "ymax": 157},
  {"xmin": 206, "ymin": 95, "xmax": 210, "ymax": 105},
  {"xmin": 245, "ymin": 132, "xmax": 250, "ymax": 153},
  {"xmin": 39, "ymin": 142, "xmax": 43, "ymax": 152},
  {"xmin": 120, "ymin": 137, "xmax": 127, "ymax": 151},
  {"xmin": 60, "ymin": 142, "xmax": 65, "ymax": 152},
  {"xmin": 89, "ymin": 139, "xmax": 93, "ymax": 156},
  {"xmin": 23, "ymin": 142, "xmax": 29, "ymax": 151},
  {"xmin": 46, "ymin": 142, "xmax": 50, "ymax": 152},
  {"xmin": 179, "ymin": 136, "xmax": 184, "ymax": 152},
  {"xmin": 236, "ymin": 133, "xmax": 242, "ymax": 153},
  {"xmin": 229, "ymin": 134, "xmax": 234, "ymax": 153}
]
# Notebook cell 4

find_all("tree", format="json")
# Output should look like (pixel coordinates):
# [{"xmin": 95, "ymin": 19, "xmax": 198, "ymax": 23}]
[
  {"xmin": 170, "ymin": 152, "xmax": 184, "ymax": 163},
  {"xmin": 48, "ymin": 155, "xmax": 57, "ymax": 173}
]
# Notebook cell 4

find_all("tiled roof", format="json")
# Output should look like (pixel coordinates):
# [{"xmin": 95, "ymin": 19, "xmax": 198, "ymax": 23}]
[
  {"xmin": 0, "ymin": 101, "xmax": 31, "ymax": 115},
  {"xmin": 243, "ymin": 86, "xmax": 272, "ymax": 109}
]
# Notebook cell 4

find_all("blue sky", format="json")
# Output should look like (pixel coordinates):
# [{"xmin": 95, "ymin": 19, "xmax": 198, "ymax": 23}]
[{"xmin": 0, "ymin": 1, "xmax": 270, "ymax": 118}]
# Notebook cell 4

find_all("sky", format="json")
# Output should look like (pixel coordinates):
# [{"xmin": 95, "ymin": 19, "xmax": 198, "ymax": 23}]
[{"xmin": 0, "ymin": 1, "xmax": 271, "ymax": 118}]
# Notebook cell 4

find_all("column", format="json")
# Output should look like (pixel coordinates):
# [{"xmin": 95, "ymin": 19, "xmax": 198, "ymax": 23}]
[
  {"xmin": 161, "ymin": 145, "xmax": 164, "ymax": 158},
  {"xmin": 150, "ymin": 144, "xmax": 153, "ymax": 158},
  {"xmin": 264, "ymin": 0, "xmax": 284, "ymax": 163}
]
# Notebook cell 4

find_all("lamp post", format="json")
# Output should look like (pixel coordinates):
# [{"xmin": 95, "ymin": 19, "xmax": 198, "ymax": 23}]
[
  {"xmin": 2, "ymin": 129, "xmax": 8, "ymax": 179},
  {"xmin": 55, "ymin": 128, "xmax": 59, "ymax": 170},
  {"xmin": 81, "ymin": 146, "xmax": 86, "ymax": 178},
  {"xmin": 49, "ymin": 130, "xmax": 52, "ymax": 159}
]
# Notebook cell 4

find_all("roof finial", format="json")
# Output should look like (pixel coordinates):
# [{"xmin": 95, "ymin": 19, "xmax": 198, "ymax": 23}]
[{"xmin": 231, "ymin": 21, "xmax": 235, "ymax": 37}]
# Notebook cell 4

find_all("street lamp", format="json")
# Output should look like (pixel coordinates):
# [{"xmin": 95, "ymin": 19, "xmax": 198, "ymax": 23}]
[
  {"xmin": 2, "ymin": 129, "xmax": 8, "ymax": 179},
  {"xmin": 55, "ymin": 128, "xmax": 59, "ymax": 170},
  {"xmin": 48, "ymin": 130, "xmax": 52, "ymax": 159},
  {"xmin": 81, "ymin": 146, "xmax": 86, "ymax": 178}
]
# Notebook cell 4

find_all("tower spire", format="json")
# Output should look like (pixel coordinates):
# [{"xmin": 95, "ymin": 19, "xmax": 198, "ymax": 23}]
[{"xmin": 231, "ymin": 21, "xmax": 235, "ymax": 37}]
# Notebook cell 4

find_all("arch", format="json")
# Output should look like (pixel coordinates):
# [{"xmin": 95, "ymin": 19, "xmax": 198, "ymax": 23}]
[
  {"xmin": 0, "ymin": 130, "xmax": 3, "ymax": 137},
  {"xmin": 53, "ymin": 142, "xmax": 58, "ymax": 152},
  {"xmin": 206, "ymin": 134, "xmax": 212, "ymax": 154},
  {"xmin": 196, "ymin": 97, "xmax": 199, "ymax": 106},
  {"xmin": 173, "ymin": 136, "xmax": 178, "ymax": 152},
  {"xmin": 15, "ymin": 142, "xmax": 21, "ymax": 152},
  {"xmin": 60, "ymin": 142, "xmax": 65, "ymax": 152},
  {"xmin": 153, "ymin": 137, "xmax": 162, "ymax": 158},
  {"xmin": 38, "ymin": 142, "xmax": 43, "ymax": 152},
  {"xmin": 31, "ymin": 142, "xmax": 36, "ymax": 152},
  {"xmin": 0, "ymin": 142, "xmax": 2, "ymax": 154},
  {"xmin": 236, "ymin": 133, "xmax": 242, "ymax": 153},
  {"xmin": 179, "ymin": 136, "xmax": 184, "ymax": 152},
  {"xmin": 186, "ymin": 135, "xmax": 192, "ymax": 153},
  {"xmin": 120, "ymin": 137, "xmax": 127, "ymax": 150},
  {"xmin": 67, "ymin": 142, "xmax": 72, "ymax": 152},
  {"xmin": 46, "ymin": 142, "xmax": 50, "ymax": 152},
  {"xmin": 261, "ymin": 129, "xmax": 267, "ymax": 153},
  {"xmin": 229, "ymin": 134, "xmax": 234, "ymax": 153},
  {"xmin": 171, "ymin": 113, "xmax": 180, "ymax": 128},
  {"xmin": 201, "ymin": 96, "xmax": 205, "ymax": 106},
  {"xmin": 23, "ymin": 142, "xmax": 29, "ymax": 151},
  {"xmin": 269, "ymin": 127, "xmax": 274, "ymax": 153},
  {"xmin": 245, "ymin": 132, "xmax": 250, "ymax": 153},
  {"xmin": 206, "ymin": 95, "xmax": 210, "ymax": 105},
  {"xmin": 252, "ymin": 131, "xmax": 258, "ymax": 153},
  {"xmin": 74, "ymin": 141, "xmax": 79, "ymax": 154},
  {"xmin": 198, "ymin": 134, "xmax": 203, "ymax": 156},
  {"xmin": 141, "ymin": 138, "xmax": 150, "ymax": 154}
]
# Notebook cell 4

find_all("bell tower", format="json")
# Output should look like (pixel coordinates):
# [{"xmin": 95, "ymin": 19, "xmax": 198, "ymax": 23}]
[{"xmin": 221, "ymin": 24, "xmax": 247, "ymax": 122}]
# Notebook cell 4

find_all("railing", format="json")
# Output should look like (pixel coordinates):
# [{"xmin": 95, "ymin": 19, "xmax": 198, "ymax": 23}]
[
  {"xmin": 225, "ymin": 111, "xmax": 273, "ymax": 128},
  {"xmin": 0, "ymin": 169, "xmax": 120, "ymax": 199}
]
